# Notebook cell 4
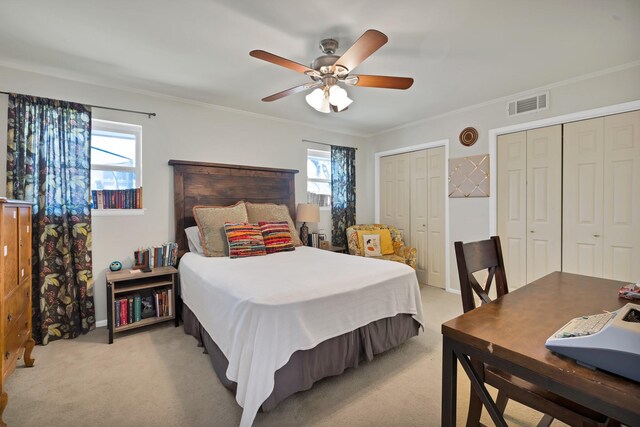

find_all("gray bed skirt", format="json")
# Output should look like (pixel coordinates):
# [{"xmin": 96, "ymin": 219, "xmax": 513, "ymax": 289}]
[{"xmin": 182, "ymin": 302, "xmax": 420, "ymax": 411}]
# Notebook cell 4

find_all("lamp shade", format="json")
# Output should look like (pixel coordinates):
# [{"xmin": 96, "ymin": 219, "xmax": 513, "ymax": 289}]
[{"xmin": 296, "ymin": 203, "xmax": 320, "ymax": 223}]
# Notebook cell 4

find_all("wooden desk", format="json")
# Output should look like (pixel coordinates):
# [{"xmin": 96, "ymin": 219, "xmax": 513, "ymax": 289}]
[{"xmin": 441, "ymin": 272, "xmax": 640, "ymax": 427}]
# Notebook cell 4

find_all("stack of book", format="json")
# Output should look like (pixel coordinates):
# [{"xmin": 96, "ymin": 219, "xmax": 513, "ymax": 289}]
[
  {"xmin": 114, "ymin": 289, "xmax": 172, "ymax": 327},
  {"xmin": 134, "ymin": 242, "xmax": 178, "ymax": 268},
  {"xmin": 114, "ymin": 294, "xmax": 142, "ymax": 327},
  {"xmin": 153, "ymin": 288, "xmax": 173, "ymax": 318},
  {"xmin": 91, "ymin": 188, "xmax": 143, "ymax": 209}
]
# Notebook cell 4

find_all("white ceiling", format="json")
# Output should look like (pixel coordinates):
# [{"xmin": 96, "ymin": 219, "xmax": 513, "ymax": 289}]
[{"xmin": 1, "ymin": 0, "xmax": 639, "ymax": 136}]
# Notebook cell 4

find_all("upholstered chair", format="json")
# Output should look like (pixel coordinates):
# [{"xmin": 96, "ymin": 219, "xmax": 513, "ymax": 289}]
[{"xmin": 346, "ymin": 224, "xmax": 416, "ymax": 269}]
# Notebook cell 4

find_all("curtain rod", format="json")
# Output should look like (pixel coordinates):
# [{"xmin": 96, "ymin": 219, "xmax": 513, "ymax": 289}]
[
  {"xmin": 0, "ymin": 91, "xmax": 156, "ymax": 118},
  {"xmin": 302, "ymin": 139, "xmax": 358, "ymax": 150}
]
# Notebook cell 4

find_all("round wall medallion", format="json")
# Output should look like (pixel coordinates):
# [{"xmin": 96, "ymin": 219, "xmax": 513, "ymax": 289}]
[{"xmin": 459, "ymin": 127, "xmax": 478, "ymax": 146}]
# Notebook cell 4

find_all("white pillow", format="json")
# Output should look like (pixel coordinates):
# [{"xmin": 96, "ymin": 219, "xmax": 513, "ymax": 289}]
[
  {"xmin": 185, "ymin": 226, "xmax": 204, "ymax": 254},
  {"xmin": 362, "ymin": 234, "xmax": 382, "ymax": 257}
]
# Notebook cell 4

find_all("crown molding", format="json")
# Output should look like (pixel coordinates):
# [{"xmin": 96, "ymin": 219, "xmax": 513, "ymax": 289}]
[{"xmin": 365, "ymin": 60, "xmax": 640, "ymax": 138}]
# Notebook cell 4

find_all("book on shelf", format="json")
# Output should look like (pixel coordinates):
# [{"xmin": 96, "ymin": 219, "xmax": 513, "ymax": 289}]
[
  {"xmin": 115, "ymin": 299, "xmax": 121, "ymax": 327},
  {"xmin": 91, "ymin": 187, "xmax": 143, "ymax": 210},
  {"xmin": 154, "ymin": 291, "xmax": 163, "ymax": 317},
  {"xmin": 134, "ymin": 242, "xmax": 178, "ymax": 269},
  {"xmin": 128, "ymin": 296, "xmax": 133, "ymax": 324},
  {"xmin": 162, "ymin": 290, "xmax": 168, "ymax": 317},
  {"xmin": 134, "ymin": 295, "xmax": 141, "ymax": 322},
  {"xmin": 167, "ymin": 289, "xmax": 172, "ymax": 317},
  {"xmin": 119, "ymin": 299, "xmax": 127, "ymax": 326}
]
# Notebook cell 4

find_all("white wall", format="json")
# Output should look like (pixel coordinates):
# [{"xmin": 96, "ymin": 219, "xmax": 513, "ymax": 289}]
[
  {"xmin": 364, "ymin": 63, "xmax": 640, "ymax": 291},
  {"xmin": 0, "ymin": 65, "xmax": 365, "ymax": 324},
  {"xmin": 2, "ymin": 62, "xmax": 639, "ymax": 322}
]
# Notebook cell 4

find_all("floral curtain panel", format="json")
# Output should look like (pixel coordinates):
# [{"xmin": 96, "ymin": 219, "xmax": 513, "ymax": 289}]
[
  {"xmin": 6, "ymin": 94, "xmax": 95, "ymax": 344},
  {"xmin": 330, "ymin": 146, "xmax": 356, "ymax": 247}
]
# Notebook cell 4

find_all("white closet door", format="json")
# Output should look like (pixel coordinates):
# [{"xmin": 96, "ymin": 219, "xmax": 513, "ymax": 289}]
[
  {"xmin": 563, "ymin": 118, "xmax": 604, "ymax": 278},
  {"xmin": 526, "ymin": 125, "xmax": 562, "ymax": 283},
  {"xmin": 426, "ymin": 146, "xmax": 445, "ymax": 288},
  {"xmin": 395, "ymin": 153, "xmax": 412, "ymax": 243},
  {"xmin": 603, "ymin": 110, "xmax": 640, "ymax": 282},
  {"xmin": 410, "ymin": 150, "xmax": 428, "ymax": 284},
  {"xmin": 380, "ymin": 155, "xmax": 395, "ymax": 226},
  {"xmin": 380, "ymin": 153, "xmax": 411, "ymax": 243},
  {"xmin": 497, "ymin": 131, "xmax": 527, "ymax": 288}
]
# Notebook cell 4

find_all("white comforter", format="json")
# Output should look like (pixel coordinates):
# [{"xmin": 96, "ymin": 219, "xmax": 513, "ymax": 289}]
[{"xmin": 179, "ymin": 246, "xmax": 424, "ymax": 426}]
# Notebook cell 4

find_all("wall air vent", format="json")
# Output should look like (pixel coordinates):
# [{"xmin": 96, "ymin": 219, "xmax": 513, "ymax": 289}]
[{"xmin": 507, "ymin": 92, "xmax": 549, "ymax": 117}]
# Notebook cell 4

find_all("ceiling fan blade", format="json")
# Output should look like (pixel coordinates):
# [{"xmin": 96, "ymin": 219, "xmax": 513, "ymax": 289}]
[
  {"xmin": 349, "ymin": 75, "xmax": 414, "ymax": 90},
  {"xmin": 261, "ymin": 82, "xmax": 321, "ymax": 102},
  {"xmin": 250, "ymin": 50, "xmax": 316, "ymax": 75},
  {"xmin": 334, "ymin": 29, "xmax": 388, "ymax": 73}
]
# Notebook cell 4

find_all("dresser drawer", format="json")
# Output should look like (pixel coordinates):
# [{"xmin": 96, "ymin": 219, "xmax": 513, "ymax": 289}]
[
  {"xmin": 3, "ymin": 281, "xmax": 29, "ymax": 338},
  {"xmin": 2, "ymin": 312, "xmax": 29, "ymax": 378}
]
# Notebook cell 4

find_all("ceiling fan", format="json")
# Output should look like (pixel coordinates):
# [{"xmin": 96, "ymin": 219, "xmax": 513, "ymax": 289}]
[{"xmin": 249, "ymin": 29, "xmax": 414, "ymax": 113}]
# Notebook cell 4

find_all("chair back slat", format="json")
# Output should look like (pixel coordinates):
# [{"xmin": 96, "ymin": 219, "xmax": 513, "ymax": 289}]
[{"xmin": 454, "ymin": 236, "xmax": 509, "ymax": 313}]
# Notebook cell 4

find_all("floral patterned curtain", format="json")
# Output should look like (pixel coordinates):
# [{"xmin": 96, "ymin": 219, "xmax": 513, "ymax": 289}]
[
  {"xmin": 330, "ymin": 145, "xmax": 356, "ymax": 247},
  {"xmin": 6, "ymin": 94, "xmax": 95, "ymax": 345}
]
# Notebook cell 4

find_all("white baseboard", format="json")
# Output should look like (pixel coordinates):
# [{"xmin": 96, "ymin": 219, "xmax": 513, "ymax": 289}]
[{"xmin": 95, "ymin": 319, "xmax": 107, "ymax": 328}]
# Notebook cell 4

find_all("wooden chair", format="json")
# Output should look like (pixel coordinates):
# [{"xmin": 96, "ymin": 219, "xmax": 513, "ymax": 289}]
[{"xmin": 454, "ymin": 236, "xmax": 619, "ymax": 427}]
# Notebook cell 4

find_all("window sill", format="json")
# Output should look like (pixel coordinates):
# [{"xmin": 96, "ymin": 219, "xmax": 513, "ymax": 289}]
[{"xmin": 92, "ymin": 209, "xmax": 146, "ymax": 217}]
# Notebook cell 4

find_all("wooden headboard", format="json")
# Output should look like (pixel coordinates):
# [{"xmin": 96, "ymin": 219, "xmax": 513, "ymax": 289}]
[{"xmin": 169, "ymin": 160, "xmax": 299, "ymax": 258}]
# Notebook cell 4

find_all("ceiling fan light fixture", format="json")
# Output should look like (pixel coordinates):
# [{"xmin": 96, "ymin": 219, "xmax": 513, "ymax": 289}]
[
  {"xmin": 305, "ymin": 88, "xmax": 325, "ymax": 110},
  {"xmin": 318, "ymin": 96, "xmax": 331, "ymax": 113},
  {"xmin": 328, "ymin": 85, "xmax": 353, "ymax": 112}
]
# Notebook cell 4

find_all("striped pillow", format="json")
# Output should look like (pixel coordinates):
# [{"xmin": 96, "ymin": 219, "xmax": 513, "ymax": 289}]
[
  {"xmin": 259, "ymin": 221, "xmax": 295, "ymax": 254},
  {"xmin": 224, "ymin": 222, "xmax": 267, "ymax": 258}
]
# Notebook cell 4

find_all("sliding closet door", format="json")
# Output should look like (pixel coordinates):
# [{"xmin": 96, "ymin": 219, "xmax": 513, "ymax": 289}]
[
  {"xmin": 526, "ymin": 125, "xmax": 562, "ymax": 283},
  {"xmin": 410, "ymin": 150, "xmax": 428, "ymax": 284},
  {"xmin": 603, "ymin": 110, "xmax": 640, "ymax": 282},
  {"xmin": 497, "ymin": 131, "xmax": 527, "ymax": 288},
  {"xmin": 426, "ymin": 146, "xmax": 446, "ymax": 288},
  {"xmin": 563, "ymin": 118, "xmax": 604, "ymax": 277}
]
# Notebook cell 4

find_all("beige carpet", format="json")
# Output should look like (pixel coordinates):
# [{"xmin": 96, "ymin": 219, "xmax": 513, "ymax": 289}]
[{"xmin": 5, "ymin": 286, "xmax": 559, "ymax": 426}]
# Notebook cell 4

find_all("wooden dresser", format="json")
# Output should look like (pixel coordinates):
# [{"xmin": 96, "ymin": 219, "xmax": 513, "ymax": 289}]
[{"xmin": 0, "ymin": 198, "xmax": 35, "ymax": 425}]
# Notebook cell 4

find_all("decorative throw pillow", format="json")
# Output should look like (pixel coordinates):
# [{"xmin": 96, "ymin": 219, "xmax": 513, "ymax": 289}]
[
  {"xmin": 245, "ymin": 202, "xmax": 303, "ymax": 246},
  {"xmin": 193, "ymin": 201, "xmax": 249, "ymax": 257},
  {"xmin": 362, "ymin": 234, "xmax": 382, "ymax": 257},
  {"xmin": 356, "ymin": 229, "xmax": 394, "ymax": 256},
  {"xmin": 224, "ymin": 222, "xmax": 267, "ymax": 259},
  {"xmin": 184, "ymin": 226, "xmax": 204, "ymax": 254},
  {"xmin": 259, "ymin": 221, "xmax": 295, "ymax": 254}
]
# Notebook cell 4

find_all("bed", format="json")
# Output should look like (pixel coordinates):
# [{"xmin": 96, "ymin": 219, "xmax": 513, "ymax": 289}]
[{"xmin": 169, "ymin": 160, "xmax": 424, "ymax": 426}]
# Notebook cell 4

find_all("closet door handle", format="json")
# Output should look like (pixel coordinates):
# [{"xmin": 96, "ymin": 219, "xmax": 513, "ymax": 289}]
[
  {"xmin": 529, "ymin": 230, "xmax": 535, "ymax": 233},
  {"xmin": 7, "ymin": 313, "xmax": 12, "ymax": 322},
  {"xmin": 593, "ymin": 234, "xmax": 600, "ymax": 238},
  {"xmin": 4, "ymin": 352, "xmax": 9, "ymax": 360}
]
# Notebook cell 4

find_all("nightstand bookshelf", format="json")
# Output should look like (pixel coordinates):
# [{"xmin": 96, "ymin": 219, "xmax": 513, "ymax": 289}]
[{"xmin": 106, "ymin": 266, "xmax": 178, "ymax": 344}]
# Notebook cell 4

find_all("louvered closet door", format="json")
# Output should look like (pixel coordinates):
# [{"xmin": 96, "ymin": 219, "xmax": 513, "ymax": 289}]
[
  {"xmin": 603, "ymin": 110, "xmax": 640, "ymax": 282},
  {"xmin": 526, "ymin": 125, "xmax": 562, "ymax": 283},
  {"xmin": 426, "ymin": 146, "xmax": 445, "ymax": 288},
  {"xmin": 497, "ymin": 131, "xmax": 527, "ymax": 288},
  {"xmin": 563, "ymin": 118, "xmax": 605, "ymax": 277},
  {"xmin": 410, "ymin": 150, "xmax": 428, "ymax": 284}
]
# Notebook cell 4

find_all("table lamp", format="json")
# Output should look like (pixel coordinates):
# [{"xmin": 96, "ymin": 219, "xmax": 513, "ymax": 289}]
[{"xmin": 296, "ymin": 203, "xmax": 320, "ymax": 246}]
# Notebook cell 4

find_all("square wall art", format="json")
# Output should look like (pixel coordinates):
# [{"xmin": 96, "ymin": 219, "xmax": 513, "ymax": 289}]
[{"xmin": 449, "ymin": 154, "xmax": 489, "ymax": 198}]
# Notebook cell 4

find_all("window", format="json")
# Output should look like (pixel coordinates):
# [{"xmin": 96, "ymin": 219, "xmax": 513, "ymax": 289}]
[
  {"xmin": 91, "ymin": 120, "xmax": 141, "ymax": 192},
  {"xmin": 307, "ymin": 149, "xmax": 331, "ymax": 208}
]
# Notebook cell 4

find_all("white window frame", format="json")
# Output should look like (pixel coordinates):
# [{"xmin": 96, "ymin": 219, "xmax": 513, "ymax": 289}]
[
  {"xmin": 91, "ymin": 119, "xmax": 142, "ymax": 187},
  {"xmin": 307, "ymin": 149, "xmax": 331, "ymax": 210},
  {"xmin": 91, "ymin": 119, "xmax": 143, "ymax": 214}
]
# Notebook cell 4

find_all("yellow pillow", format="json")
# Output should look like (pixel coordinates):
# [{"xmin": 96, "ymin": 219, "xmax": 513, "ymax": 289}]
[{"xmin": 357, "ymin": 229, "xmax": 394, "ymax": 255}]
